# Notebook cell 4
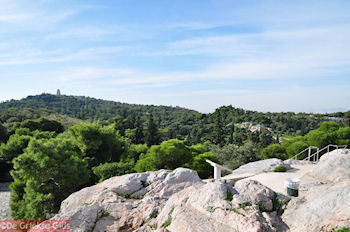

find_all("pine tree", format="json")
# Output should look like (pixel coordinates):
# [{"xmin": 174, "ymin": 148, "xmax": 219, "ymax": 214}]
[
  {"xmin": 229, "ymin": 123, "xmax": 235, "ymax": 144},
  {"xmin": 214, "ymin": 110, "xmax": 225, "ymax": 146},
  {"xmin": 145, "ymin": 113, "xmax": 159, "ymax": 147},
  {"xmin": 134, "ymin": 115, "xmax": 144, "ymax": 144}
]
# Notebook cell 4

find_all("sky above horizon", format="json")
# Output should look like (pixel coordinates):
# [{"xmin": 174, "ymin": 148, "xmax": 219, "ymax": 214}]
[{"xmin": 0, "ymin": 0, "xmax": 350, "ymax": 113}]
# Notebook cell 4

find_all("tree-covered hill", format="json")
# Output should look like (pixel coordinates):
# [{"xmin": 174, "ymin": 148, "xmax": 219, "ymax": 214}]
[
  {"xmin": 0, "ymin": 93, "xmax": 348, "ymax": 144},
  {"xmin": 0, "ymin": 94, "xmax": 198, "ymax": 122}
]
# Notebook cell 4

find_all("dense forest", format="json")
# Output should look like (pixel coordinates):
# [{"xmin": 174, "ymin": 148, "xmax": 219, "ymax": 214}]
[{"xmin": 0, "ymin": 93, "xmax": 349, "ymax": 219}]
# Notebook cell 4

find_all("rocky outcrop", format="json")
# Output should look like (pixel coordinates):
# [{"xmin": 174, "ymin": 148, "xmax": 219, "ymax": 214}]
[
  {"xmin": 282, "ymin": 151, "xmax": 350, "ymax": 232},
  {"xmin": 153, "ymin": 179, "xmax": 289, "ymax": 232},
  {"xmin": 31, "ymin": 151, "xmax": 350, "ymax": 232},
  {"xmin": 282, "ymin": 181, "xmax": 350, "ymax": 232},
  {"xmin": 310, "ymin": 150, "xmax": 350, "ymax": 182},
  {"xmin": 31, "ymin": 168, "xmax": 289, "ymax": 232}
]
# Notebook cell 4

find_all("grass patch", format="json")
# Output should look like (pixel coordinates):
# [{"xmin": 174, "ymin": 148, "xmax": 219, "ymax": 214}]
[
  {"xmin": 258, "ymin": 203, "xmax": 267, "ymax": 213},
  {"xmin": 141, "ymin": 180, "xmax": 149, "ymax": 188},
  {"xmin": 82, "ymin": 201, "xmax": 95, "ymax": 206},
  {"xmin": 230, "ymin": 208, "xmax": 245, "ymax": 216},
  {"xmin": 224, "ymin": 190, "xmax": 233, "ymax": 201},
  {"xmin": 183, "ymin": 197, "xmax": 189, "ymax": 203},
  {"xmin": 117, "ymin": 193, "xmax": 131, "ymax": 199},
  {"xmin": 273, "ymin": 165, "xmax": 287, "ymax": 172},
  {"xmin": 101, "ymin": 211, "xmax": 110, "ymax": 217},
  {"xmin": 206, "ymin": 206, "xmax": 215, "ymax": 213},
  {"xmin": 169, "ymin": 207, "xmax": 174, "ymax": 214},
  {"xmin": 335, "ymin": 228, "xmax": 350, "ymax": 232},
  {"xmin": 162, "ymin": 219, "xmax": 172, "ymax": 228},
  {"xmin": 272, "ymin": 192, "xmax": 289, "ymax": 212},
  {"xmin": 239, "ymin": 202, "xmax": 252, "ymax": 210}
]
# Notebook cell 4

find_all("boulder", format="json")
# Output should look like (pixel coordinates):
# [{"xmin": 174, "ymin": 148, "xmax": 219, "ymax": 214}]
[
  {"xmin": 157, "ymin": 179, "xmax": 289, "ymax": 232},
  {"xmin": 310, "ymin": 152, "xmax": 350, "ymax": 182},
  {"xmin": 32, "ymin": 168, "xmax": 203, "ymax": 232},
  {"xmin": 282, "ymin": 181, "xmax": 350, "ymax": 232}
]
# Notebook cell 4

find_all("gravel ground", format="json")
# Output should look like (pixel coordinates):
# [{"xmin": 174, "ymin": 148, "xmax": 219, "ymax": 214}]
[{"xmin": 0, "ymin": 182, "xmax": 11, "ymax": 219}]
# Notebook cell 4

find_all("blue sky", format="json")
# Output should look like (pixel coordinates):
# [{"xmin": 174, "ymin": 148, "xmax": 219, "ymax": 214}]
[{"xmin": 0, "ymin": 0, "xmax": 349, "ymax": 113}]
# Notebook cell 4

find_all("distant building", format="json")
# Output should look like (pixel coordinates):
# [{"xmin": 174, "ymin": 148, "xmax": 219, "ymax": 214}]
[{"xmin": 57, "ymin": 89, "xmax": 61, "ymax": 96}]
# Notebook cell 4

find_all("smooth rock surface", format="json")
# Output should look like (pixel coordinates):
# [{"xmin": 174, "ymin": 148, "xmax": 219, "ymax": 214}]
[
  {"xmin": 282, "ymin": 149, "xmax": 350, "ymax": 232},
  {"xmin": 224, "ymin": 158, "xmax": 290, "ymax": 179},
  {"xmin": 310, "ymin": 150, "xmax": 350, "ymax": 182},
  {"xmin": 282, "ymin": 181, "xmax": 350, "ymax": 232}
]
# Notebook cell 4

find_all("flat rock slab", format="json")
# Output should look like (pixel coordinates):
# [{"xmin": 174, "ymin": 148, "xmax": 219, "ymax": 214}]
[{"xmin": 242, "ymin": 164, "xmax": 315, "ymax": 195}]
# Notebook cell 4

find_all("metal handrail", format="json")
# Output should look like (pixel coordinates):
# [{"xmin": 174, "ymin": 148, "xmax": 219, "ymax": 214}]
[
  {"xmin": 302, "ymin": 144, "xmax": 348, "ymax": 162},
  {"xmin": 290, "ymin": 146, "xmax": 318, "ymax": 160}
]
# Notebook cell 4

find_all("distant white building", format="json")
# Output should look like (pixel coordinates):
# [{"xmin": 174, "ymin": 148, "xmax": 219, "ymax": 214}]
[{"xmin": 57, "ymin": 89, "xmax": 61, "ymax": 96}]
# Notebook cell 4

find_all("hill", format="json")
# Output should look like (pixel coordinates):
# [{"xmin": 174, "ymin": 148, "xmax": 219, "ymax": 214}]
[{"xmin": 0, "ymin": 94, "xmax": 348, "ymax": 143}]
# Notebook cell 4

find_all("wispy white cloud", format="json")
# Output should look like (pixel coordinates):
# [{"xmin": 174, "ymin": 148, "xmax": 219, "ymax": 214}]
[
  {"xmin": 44, "ymin": 26, "xmax": 120, "ymax": 41},
  {"xmin": 55, "ymin": 67, "xmax": 137, "ymax": 83},
  {"xmin": 0, "ymin": 45, "xmax": 130, "ymax": 66},
  {"xmin": 0, "ymin": 0, "xmax": 76, "ymax": 31}
]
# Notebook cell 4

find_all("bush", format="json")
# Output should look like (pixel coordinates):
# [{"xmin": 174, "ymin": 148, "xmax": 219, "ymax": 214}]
[
  {"xmin": 261, "ymin": 144, "xmax": 286, "ymax": 160},
  {"xmin": 335, "ymin": 228, "xmax": 350, "ymax": 232},
  {"xmin": 10, "ymin": 135, "xmax": 90, "ymax": 219},
  {"xmin": 305, "ymin": 129, "xmax": 336, "ymax": 149},
  {"xmin": 212, "ymin": 142, "xmax": 260, "ymax": 170},
  {"xmin": 69, "ymin": 122, "xmax": 129, "ymax": 167},
  {"xmin": 191, "ymin": 152, "xmax": 219, "ymax": 179},
  {"xmin": 336, "ymin": 127, "xmax": 350, "ymax": 146},
  {"xmin": 273, "ymin": 165, "xmax": 287, "ymax": 172},
  {"xmin": 13, "ymin": 118, "xmax": 64, "ymax": 134},
  {"xmin": 92, "ymin": 160, "xmax": 135, "ymax": 182},
  {"xmin": 285, "ymin": 141, "xmax": 309, "ymax": 159},
  {"xmin": 134, "ymin": 139, "xmax": 193, "ymax": 172}
]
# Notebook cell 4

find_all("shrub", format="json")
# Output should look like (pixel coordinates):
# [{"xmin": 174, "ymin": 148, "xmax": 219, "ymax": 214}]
[
  {"xmin": 69, "ymin": 122, "xmax": 129, "ymax": 167},
  {"xmin": 261, "ymin": 144, "xmax": 286, "ymax": 160},
  {"xmin": 239, "ymin": 202, "xmax": 251, "ymax": 210},
  {"xmin": 206, "ymin": 206, "xmax": 215, "ymax": 213},
  {"xmin": 101, "ymin": 211, "xmax": 110, "ymax": 217},
  {"xmin": 305, "ymin": 130, "xmax": 336, "ymax": 149},
  {"xmin": 258, "ymin": 203, "xmax": 267, "ymax": 212},
  {"xmin": 10, "ymin": 135, "xmax": 91, "ymax": 219},
  {"xmin": 92, "ymin": 160, "xmax": 135, "ymax": 182},
  {"xmin": 134, "ymin": 139, "xmax": 193, "ymax": 172},
  {"xmin": 336, "ymin": 127, "xmax": 350, "ymax": 146},
  {"xmin": 162, "ymin": 219, "xmax": 172, "ymax": 228},
  {"xmin": 273, "ymin": 165, "xmax": 287, "ymax": 172},
  {"xmin": 191, "ymin": 152, "xmax": 220, "ymax": 179},
  {"xmin": 285, "ymin": 141, "xmax": 309, "ymax": 159},
  {"xmin": 224, "ymin": 190, "xmax": 233, "ymax": 201},
  {"xmin": 335, "ymin": 228, "xmax": 350, "ymax": 232}
]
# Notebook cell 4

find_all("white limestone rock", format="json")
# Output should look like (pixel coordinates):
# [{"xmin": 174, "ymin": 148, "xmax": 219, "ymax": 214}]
[
  {"xmin": 225, "ymin": 158, "xmax": 290, "ymax": 179},
  {"xmin": 310, "ymin": 152, "xmax": 350, "ymax": 182},
  {"xmin": 282, "ymin": 181, "xmax": 350, "ymax": 232}
]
